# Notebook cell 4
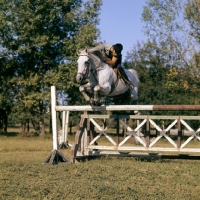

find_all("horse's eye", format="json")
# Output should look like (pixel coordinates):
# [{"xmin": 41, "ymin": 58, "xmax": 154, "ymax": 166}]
[{"xmin": 85, "ymin": 62, "xmax": 89, "ymax": 67}]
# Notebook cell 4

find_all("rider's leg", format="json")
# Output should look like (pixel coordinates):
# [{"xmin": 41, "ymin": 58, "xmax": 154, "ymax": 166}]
[
  {"xmin": 117, "ymin": 65, "xmax": 134, "ymax": 89},
  {"xmin": 117, "ymin": 65, "xmax": 129, "ymax": 81}
]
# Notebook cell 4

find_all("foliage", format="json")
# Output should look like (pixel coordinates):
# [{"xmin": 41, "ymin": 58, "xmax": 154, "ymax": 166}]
[
  {"xmin": 125, "ymin": 0, "xmax": 200, "ymax": 112},
  {"xmin": 141, "ymin": 0, "xmax": 197, "ymax": 66},
  {"xmin": 0, "ymin": 0, "xmax": 102, "ymax": 134},
  {"xmin": 185, "ymin": 0, "xmax": 200, "ymax": 43}
]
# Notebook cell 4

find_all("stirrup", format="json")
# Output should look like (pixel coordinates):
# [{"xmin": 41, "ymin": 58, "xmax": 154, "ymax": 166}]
[
  {"xmin": 128, "ymin": 83, "xmax": 135, "ymax": 90},
  {"xmin": 122, "ymin": 76, "xmax": 135, "ymax": 89}
]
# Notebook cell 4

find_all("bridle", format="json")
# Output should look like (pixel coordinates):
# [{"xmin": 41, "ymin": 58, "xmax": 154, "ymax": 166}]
[
  {"xmin": 77, "ymin": 54, "xmax": 102, "ymax": 82},
  {"xmin": 77, "ymin": 55, "xmax": 90, "ymax": 78}
]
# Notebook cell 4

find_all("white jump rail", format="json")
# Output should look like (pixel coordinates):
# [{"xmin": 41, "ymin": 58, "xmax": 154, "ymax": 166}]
[{"xmin": 44, "ymin": 86, "xmax": 200, "ymax": 164}]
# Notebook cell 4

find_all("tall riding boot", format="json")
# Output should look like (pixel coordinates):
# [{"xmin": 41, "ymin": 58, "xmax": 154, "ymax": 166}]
[{"xmin": 118, "ymin": 65, "xmax": 134, "ymax": 89}]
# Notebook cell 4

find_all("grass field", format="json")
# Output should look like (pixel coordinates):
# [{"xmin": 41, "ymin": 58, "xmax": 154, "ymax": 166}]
[{"xmin": 1, "ymin": 133, "xmax": 200, "ymax": 200}]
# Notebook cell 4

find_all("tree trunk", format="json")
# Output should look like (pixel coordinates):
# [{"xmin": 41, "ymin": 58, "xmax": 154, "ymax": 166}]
[
  {"xmin": 39, "ymin": 120, "xmax": 45, "ymax": 136},
  {"xmin": 49, "ymin": 112, "xmax": 52, "ymax": 134},
  {"xmin": 31, "ymin": 119, "xmax": 40, "ymax": 135}
]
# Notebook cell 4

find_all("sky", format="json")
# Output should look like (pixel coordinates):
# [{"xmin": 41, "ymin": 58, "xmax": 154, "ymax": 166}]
[{"xmin": 97, "ymin": 0, "xmax": 148, "ymax": 61}]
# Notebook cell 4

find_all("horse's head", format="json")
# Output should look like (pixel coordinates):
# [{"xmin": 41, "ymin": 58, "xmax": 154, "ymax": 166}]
[
  {"xmin": 76, "ymin": 48, "xmax": 90, "ymax": 83},
  {"xmin": 76, "ymin": 48, "xmax": 102, "ymax": 84}
]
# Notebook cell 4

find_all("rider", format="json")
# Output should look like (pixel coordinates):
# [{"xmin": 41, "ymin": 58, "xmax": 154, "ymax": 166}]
[{"xmin": 88, "ymin": 43, "xmax": 134, "ymax": 89}]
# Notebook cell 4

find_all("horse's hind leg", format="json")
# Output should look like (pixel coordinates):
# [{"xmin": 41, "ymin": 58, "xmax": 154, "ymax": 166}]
[
  {"xmin": 93, "ymin": 83, "xmax": 111, "ymax": 104},
  {"xmin": 129, "ymin": 88, "xmax": 139, "ymax": 115},
  {"xmin": 130, "ymin": 88, "xmax": 138, "ymax": 101}
]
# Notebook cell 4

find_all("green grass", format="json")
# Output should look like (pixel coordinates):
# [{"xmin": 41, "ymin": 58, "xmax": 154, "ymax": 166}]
[{"xmin": 1, "ymin": 135, "xmax": 200, "ymax": 200}]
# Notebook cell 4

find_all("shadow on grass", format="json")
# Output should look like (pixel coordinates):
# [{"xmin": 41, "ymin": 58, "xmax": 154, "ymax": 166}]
[
  {"xmin": 74, "ymin": 154, "xmax": 165, "ymax": 163},
  {"xmin": 0, "ymin": 132, "xmax": 18, "ymax": 137}
]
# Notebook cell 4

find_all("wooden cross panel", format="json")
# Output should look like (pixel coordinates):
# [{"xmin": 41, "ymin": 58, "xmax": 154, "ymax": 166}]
[{"xmin": 79, "ymin": 114, "xmax": 200, "ymax": 155}]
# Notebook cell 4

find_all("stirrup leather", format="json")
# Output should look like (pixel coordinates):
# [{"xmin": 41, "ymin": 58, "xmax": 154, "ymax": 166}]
[{"xmin": 113, "ymin": 69, "xmax": 134, "ymax": 88}]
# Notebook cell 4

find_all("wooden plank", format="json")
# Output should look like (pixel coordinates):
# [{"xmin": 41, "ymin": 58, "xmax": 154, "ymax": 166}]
[
  {"xmin": 56, "ymin": 105, "xmax": 154, "ymax": 111},
  {"xmin": 153, "ymin": 105, "xmax": 200, "ymax": 110},
  {"xmin": 51, "ymin": 86, "xmax": 58, "ymax": 150},
  {"xmin": 149, "ymin": 119, "xmax": 162, "ymax": 131},
  {"xmin": 181, "ymin": 136, "xmax": 195, "ymax": 148},
  {"xmin": 180, "ymin": 119, "xmax": 194, "ymax": 132},
  {"xmin": 89, "ymin": 133, "xmax": 103, "ymax": 146},
  {"xmin": 55, "ymin": 105, "xmax": 200, "ymax": 112},
  {"xmin": 165, "ymin": 120, "xmax": 177, "ymax": 132},
  {"xmin": 89, "ymin": 118, "xmax": 117, "ymax": 146},
  {"xmin": 81, "ymin": 114, "xmax": 118, "ymax": 119},
  {"xmin": 81, "ymin": 114, "xmax": 200, "ymax": 120},
  {"xmin": 86, "ymin": 145, "xmax": 200, "ymax": 153}
]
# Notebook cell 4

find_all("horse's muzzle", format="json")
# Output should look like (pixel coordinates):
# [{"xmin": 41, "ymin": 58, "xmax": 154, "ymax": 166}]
[{"xmin": 76, "ymin": 73, "xmax": 83, "ymax": 83}]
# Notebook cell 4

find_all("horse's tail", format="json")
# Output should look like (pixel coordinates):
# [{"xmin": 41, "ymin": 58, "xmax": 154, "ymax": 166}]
[{"xmin": 129, "ymin": 69, "xmax": 139, "ymax": 82}]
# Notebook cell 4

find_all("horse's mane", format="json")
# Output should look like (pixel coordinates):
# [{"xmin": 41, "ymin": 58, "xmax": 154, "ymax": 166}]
[
  {"xmin": 88, "ymin": 51, "xmax": 102, "ymax": 67},
  {"xmin": 91, "ymin": 51, "xmax": 102, "ymax": 58}
]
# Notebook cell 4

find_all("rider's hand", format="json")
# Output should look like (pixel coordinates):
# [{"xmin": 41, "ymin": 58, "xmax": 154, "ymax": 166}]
[{"xmin": 100, "ymin": 56, "xmax": 107, "ymax": 62}]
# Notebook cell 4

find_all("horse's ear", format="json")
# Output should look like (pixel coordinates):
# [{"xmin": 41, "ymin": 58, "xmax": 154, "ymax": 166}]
[
  {"xmin": 76, "ymin": 49, "xmax": 81, "ymax": 55},
  {"xmin": 85, "ymin": 47, "xmax": 89, "ymax": 54}
]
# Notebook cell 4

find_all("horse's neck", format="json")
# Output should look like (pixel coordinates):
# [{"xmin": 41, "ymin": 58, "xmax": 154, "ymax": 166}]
[{"xmin": 89, "ymin": 53, "xmax": 101, "ymax": 69}]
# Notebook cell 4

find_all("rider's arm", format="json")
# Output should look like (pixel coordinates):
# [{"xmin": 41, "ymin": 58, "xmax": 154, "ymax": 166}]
[
  {"xmin": 88, "ymin": 44, "xmax": 105, "ymax": 52},
  {"xmin": 105, "ymin": 56, "xmax": 118, "ymax": 66}
]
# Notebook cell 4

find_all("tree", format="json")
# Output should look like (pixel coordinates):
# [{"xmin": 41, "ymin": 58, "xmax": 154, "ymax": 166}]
[
  {"xmin": 0, "ymin": 0, "xmax": 102, "ymax": 135},
  {"xmin": 185, "ymin": 0, "xmax": 200, "ymax": 44},
  {"xmin": 141, "ymin": 0, "xmax": 198, "ymax": 67},
  {"xmin": 125, "ymin": 41, "xmax": 173, "ymax": 105},
  {"xmin": 125, "ymin": 0, "xmax": 200, "ymax": 107}
]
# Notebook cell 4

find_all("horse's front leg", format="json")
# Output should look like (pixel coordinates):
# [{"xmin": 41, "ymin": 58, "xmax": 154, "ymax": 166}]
[
  {"xmin": 94, "ymin": 83, "xmax": 111, "ymax": 104},
  {"xmin": 93, "ymin": 85, "xmax": 100, "ymax": 103},
  {"xmin": 79, "ymin": 83, "xmax": 93, "ymax": 103}
]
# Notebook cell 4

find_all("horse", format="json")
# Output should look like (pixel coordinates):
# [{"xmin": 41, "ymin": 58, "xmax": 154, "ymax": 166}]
[{"xmin": 76, "ymin": 48, "xmax": 139, "ymax": 105}]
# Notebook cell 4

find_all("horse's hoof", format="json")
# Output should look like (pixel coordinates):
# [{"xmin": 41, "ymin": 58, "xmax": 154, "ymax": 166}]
[
  {"xmin": 90, "ymin": 98, "xmax": 94, "ymax": 105},
  {"xmin": 95, "ymin": 101, "xmax": 102, "ymax": 106}
]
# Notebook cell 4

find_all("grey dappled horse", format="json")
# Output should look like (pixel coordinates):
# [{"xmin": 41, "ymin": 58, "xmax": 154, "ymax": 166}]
[{"xmin": 76, "ymin": 48, "xmax": 139, "ymax": 105}]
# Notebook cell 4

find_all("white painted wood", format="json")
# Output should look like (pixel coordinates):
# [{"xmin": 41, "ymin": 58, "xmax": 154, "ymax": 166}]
[
  {"xmin": 119, "ymin": 120, "xmax": 146, "ymax": 147},
  {"xmin": 149, "ymin": 119, "xmax": 162, "ymax": 131},
  {"xmin": 165, "ymin": 120, "xmax": 177, "ymax": 132},
  {"xmin": 181, "ymin": 119, "xmax": 194, "ymax": 132},
  {"xmin": 50, "ymin": 86, "xmax": 200, "ymax": 159},
  {"xmin": 89, "ymin": 133, "xmax": 103, "ymax": 145},
  {"xmin": 51, "ymin": 86, "xmax": 58, "ymax": 150},
  {"xmin": 61, "ymin": 111, "xmax": 65, "ymax": 144},
  {"xmin": 148, "ymin": 119, "xmax": 177, "ymax": 148},
  {"xmin": 56, "ymin": 105, "xmax": 200, "ymax": 111},
  {"xmin": 196, "ymin": 136, "xmax": 200, "ymax": 141},
  {"xmin": 90, "ymin": 118, "xmax": 103, "ymax": 131},
  {"xmin": 102, "ymin": 132, "xmax": 117, "ymax": 146},
  {"xmin": 104, "ymin": 120, "xmax": 116, "ymax": 131},
  {"xmin": 56, "ymin": 105, "xmax": 154, "ymax": 111},
  {"xmin": 164, "ymin": 134, "xmax": 177, "ymax": 148},
  {"xmin": 149, "ymin": 130, "xmax": 177, "ymax": 148},
  {"xmin": 149, "ymin": 135, "xmax": 163, "ymax": 147},
  {"xmin": 120, "ymin": 119, "xmax": 146, "ymax": 132},
  {"xmin": 196, "ymin": 127, "xmax": 200, "ymax": 134},
  {"xmin": 90, "ymin": 118, "xmax": 116, "ymax": 146},
  {"xmin": 119, "ymin": 135, "xmax": 132, "ymax": 146},
  {"xmin": 181, "ymin": 136, "xmax": 195, "ymax": 148},
  {"xmin": 87, "ymin": 146, "xmax": 200, "ymax": 152},
  {"xmin": 64, "ymin": 111, "xmax": 69, "ymax": 143}
]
